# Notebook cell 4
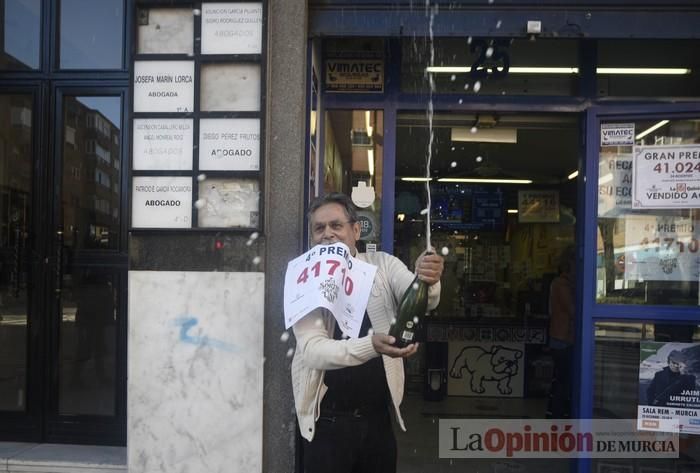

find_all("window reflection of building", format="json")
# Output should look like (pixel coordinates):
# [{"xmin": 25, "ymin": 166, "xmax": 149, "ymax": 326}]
[{"xmin": 62, "ymin": 97, "xmax": 121, "ymax": 250}]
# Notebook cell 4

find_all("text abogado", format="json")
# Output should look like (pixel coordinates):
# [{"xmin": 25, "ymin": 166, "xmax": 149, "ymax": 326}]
[
  {"xmin": 145, "ymin": 200, "xmax": 181, "ymax": 207},
  {"xmin": 211, "ymin": 149, "xmax": 252, "ymax": 157}
]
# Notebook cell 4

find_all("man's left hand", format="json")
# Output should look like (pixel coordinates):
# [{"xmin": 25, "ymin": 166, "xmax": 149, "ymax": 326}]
[{"xmin": 416, "ymin": 251, "xmax": 444, "ymax": 286}]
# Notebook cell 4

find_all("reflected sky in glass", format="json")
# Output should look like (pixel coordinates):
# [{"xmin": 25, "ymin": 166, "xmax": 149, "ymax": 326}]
[
  {"xmin": 4, "ymin": 0, "xmax": 40, "ymax": 69},
  {"xmin": 60, "ymin": 0, "xmax": 123, "ymax": 69}
]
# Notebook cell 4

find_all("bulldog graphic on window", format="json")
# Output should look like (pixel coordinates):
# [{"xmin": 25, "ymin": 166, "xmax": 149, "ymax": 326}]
[{"xmin": 449, "ymin": 345, "xmax": 523, "ymax": 395}]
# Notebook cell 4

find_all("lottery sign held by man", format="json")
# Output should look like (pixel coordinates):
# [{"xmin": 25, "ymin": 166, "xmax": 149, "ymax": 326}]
[{"xmin": 284, "ymin": 193, "xmax": 444, "ymax": 473}]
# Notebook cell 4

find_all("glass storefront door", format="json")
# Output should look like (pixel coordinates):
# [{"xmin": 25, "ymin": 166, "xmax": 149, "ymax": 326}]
[
  {"xmin": 392, "ymin": 111, "xmax": 580, "ymax": 472},
  {"xmin": 585, "ymin": 105, "xmax": 700, "ymax": 473}
]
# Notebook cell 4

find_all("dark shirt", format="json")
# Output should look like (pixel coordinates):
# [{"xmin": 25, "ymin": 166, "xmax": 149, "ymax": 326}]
[
  {"xmin": 321, "ymin": 313, "xmax": 390, "ymax": 411},
  {"xmin": 646, "ymin": 367, "xmax": 697, "ymax": 407}
]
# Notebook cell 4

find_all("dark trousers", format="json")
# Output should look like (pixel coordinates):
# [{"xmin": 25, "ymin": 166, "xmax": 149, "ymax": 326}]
[
  {"xmin": 547, "ymin": 346, "xmax": 573, "ymax": 418},
  {"xmin": 303, "ymin": 407, "xmax": 397, "ymax": 473}
]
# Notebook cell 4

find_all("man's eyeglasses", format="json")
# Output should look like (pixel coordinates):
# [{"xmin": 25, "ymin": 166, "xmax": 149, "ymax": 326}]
[{"xmin": 311, "ymin": 220, "xmax": 354, "ymax": 235}]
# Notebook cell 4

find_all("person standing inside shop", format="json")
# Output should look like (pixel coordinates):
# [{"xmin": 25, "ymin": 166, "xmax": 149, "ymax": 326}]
[
  {"xmin": 547, "ymin": 245, "xmax": 576, "ymax": 418},
  {"xmin": 291, "ymin": 193, "xmax": 444, "ymax": 473}
]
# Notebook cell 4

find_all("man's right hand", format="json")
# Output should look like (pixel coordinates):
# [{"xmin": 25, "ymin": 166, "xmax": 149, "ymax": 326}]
[{"xmin": 371, "ymin": 334, "xmax": 419, "ymax": 358}]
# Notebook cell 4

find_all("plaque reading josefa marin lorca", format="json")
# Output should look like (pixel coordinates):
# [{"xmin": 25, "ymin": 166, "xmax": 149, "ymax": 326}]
[{"xmin": 134, "ymin": 61, "xmax": 194, "ymax": 113}]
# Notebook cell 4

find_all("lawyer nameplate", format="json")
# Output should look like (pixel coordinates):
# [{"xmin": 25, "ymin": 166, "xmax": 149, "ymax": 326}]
[
  {"xmin": 132, "ymin": 176, "xmax": 192, "ymax": 228},
  {"xmin": 201, "ymin": 2, "xmax": 263, "ymax": 54},
  {"xmin": 133, "ymin": 118, "xmax": 193, "ymax": 170},
  {"xmin": 199, "ymin": 118, "xmax": 260, "ymax": 171},
  {"xmin": 134, "ymin": 61, "xmax": 194, "ymax": 113}
]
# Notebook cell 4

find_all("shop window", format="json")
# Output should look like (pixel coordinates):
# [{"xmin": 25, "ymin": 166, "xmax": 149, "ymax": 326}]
[
  {"xmin": 596, "ymin": 118, "xmax": 700, "ymax": 305},
  {"xmin": 59, "ymin": 0, "xmax": 124, "ymax": 69},
  {"xmin": 597, "ymin": 40, "xmax": 700, "ymax": 98},
  {"xmin": 401, "ymin": 38, "xmax": 580, "ymax": 96},
  {"xmin": 594, "ymin": 321, "xmax": 700, "ymax": 473},
  {"xmin": 323, "ymin": 110, "xmax": 384, "ymax": 251},
  {"xmin": 0, "ymin": 0, "xmax": 40, "ymax": 70}
]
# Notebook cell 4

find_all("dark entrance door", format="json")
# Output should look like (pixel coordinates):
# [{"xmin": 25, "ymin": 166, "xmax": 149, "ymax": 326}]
[{"xmin": 0, "ymin": 85, "xmax": 127, "ymax": 445}]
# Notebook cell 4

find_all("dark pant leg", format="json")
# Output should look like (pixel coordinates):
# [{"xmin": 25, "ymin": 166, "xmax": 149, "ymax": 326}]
[
  {"xmin": 353, "ymin": 409, "xmax": 397, "ymax": 473},
  {"xmin": 303, "ymin": 414, "xmax": 362, "ymax": 473},
  {"xmin": 547, "ymin": 346, "xmax": 573, "ymax": 418}
]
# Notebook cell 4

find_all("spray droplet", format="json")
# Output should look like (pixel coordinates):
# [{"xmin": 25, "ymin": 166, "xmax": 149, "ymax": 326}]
[
  {"xmin": 450, "ymin": 161, "xmax": 457, "ymax": 168},
  {"xmin": 391, "ymin": 317, "xmax": 397, "ymax": 325},
  {"xmin": 496, "ymin": 20, "xmax": 502, "ymax": 29},
  {"xmin": 467, "ymin": 36, "xmax": 473, "ymax": 45},
  {"xmin": 441, "ymin": 246, "xmax": 449, "ymax": 256},
  {"xmin": 473, "ymin": 81, "xmax": 482, "ymax": 92},
  {"xmin": 420, "ymin": 208, "xmax": 429, "ymax": 215},
  {"xmin": 246, "ymin": 239, "xmax": 254, "ymax": 247},
  {"xmin": 192, "ymin": 8, "xmax": 201, "ymax": 16},
  {"xmin": 458, "ymin": 99, "xmax": 463, "ymax": 104},
  {"xmin": 470, "ymin": 126, "xmax": 478, "ymax": 134},
  {"xmin": 314, "ymin": 318, "xmax": 324, "ymax": 327},
  {"xmin": 280, "ymin": 331, "xmax": 290, "ymax": 342},
  {"xmin": 463, "ymin": 83, "xmax": 470, "ymax": 90},
  {"xmin": 451, "ymin": 146, "xmax": 456, "ymax": 151},
  {"xmin": 194, "ymin": 199, "xmax": 206, "ymax": 209},
  {"xmin": 412, "ymin": 282, "xmax": 420, "ymax": 290},
  {"xmin": 252, "ymin": 256, "xmax": 261, "ymax": 265},
  {"xmin": 368, "ymin": 328, "xmax": 374, "ymax": 336},
  {"xmin": 286, "ymin": 348, "xmax": 294, "ymax": 358},
  {"xmin": 249, "ymin": 232, "xmax": 259, "ymax": 241},
  {"xmin": 197, "ymin": 174, "xmax": 207, "ymax": 182},
  {"xmin": 488, "ymin": 0, "xmax": 494, "ymax": 3},
  {"xmin": 413, "ymin": 316, "xmax": 419, "ymax": 324},
  {"xmin": 476, "ymin": 155, "xmax": 483, "ymax": 162},
  {"xmin": 450, "ymin": 74, "xmax": 456, "ymax": 82},
  {"xmin": 485, "ymin": 47, "xmax": 494, "ymax": 58}
]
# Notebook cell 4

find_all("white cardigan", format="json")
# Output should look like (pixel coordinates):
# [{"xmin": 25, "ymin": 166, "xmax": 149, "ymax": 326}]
[{"xmin": 291, "ymin": 251, "xmax": 441, "ymax": 441}]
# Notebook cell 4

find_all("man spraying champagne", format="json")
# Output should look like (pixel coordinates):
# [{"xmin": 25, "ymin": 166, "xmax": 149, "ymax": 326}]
[{"xmin": 291, "ymin": 193, "xmax": 443, "ymax": 473}]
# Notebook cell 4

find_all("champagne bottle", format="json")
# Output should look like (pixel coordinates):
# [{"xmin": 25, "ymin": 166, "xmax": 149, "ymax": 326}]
[{"xmin": 390, "ymin": 275, "xmax": 429, "ymax": 347}]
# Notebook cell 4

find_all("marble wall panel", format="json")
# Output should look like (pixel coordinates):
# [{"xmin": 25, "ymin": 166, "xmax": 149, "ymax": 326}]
[{"xmin": 128, "ymin": 271, "xmax": 264, "ymax": 473}]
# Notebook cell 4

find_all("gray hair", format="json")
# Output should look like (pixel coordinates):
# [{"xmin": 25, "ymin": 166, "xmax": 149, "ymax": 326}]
[{"xmin": 307, "ymin": 193, "xmax": 359, "ymax": 223}]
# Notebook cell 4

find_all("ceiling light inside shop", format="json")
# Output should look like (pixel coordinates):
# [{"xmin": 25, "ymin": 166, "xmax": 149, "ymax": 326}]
[
  {"xmin": 365, "ymin": 110, "xmax": 373, "ymax": 137},
  {"xmin": 368, "ymin": 149, "xmax": 375, "ymax": 177},
  {"xmin": 635, "ymin": 120, "xmax": 670, "ymax": 140},
  {"xmin": 438, "ymin": 178, "xmax": 533, "ymax": 184},
  {"xmin": 597, "ymin": 68, "xmax": 691, "ymax": 75},
  {"xmin": 507, "ymin": 209, "xmax": 519, "ymax": 214},
  {"xmin": 567, "ymin": 170, "xmax": 579, "ymax": 180},
  {"xmin": 452, "ymin": 127, "xmax": 517, "ymax": 144},
  {"xmin": 401, "ymin": 177, "xmax": 433, "ymax": 182},
  {"xmin": 425, "ymin": 66, "xmax": 691, "ymax": 75}
]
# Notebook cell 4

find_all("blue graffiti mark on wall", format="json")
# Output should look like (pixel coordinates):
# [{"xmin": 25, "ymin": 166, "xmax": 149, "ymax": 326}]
[{"xmin": 173, "ymin": 316, "xmax": 237, "ymax": 353}]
